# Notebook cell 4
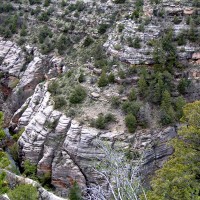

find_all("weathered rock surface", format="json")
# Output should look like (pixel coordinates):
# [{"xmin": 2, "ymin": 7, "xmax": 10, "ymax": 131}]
[
  {"xmin": 104, "ymin": 1, "xmax": 200, "ymax": 64},
  {"xmin": 10, "ymin": 82, "xmax": 179, "ymax": 197},
  {"xmin": 0, "ymin": 38, "xmax": 25, "ymax": 76},
  {"xmin": 0, "ymin": 169, "xmax": 66, "ymax": 200},
  {"xmin": 14, "ymin": 83, "xmax": 127, "ymax": 196},
  {"xmin": 0, "ymin": 0, "xmax": 200, "ymax": 198},
  {"xmin": 0, "ymin": 39, "xmax": 63, "ymax": 125}
]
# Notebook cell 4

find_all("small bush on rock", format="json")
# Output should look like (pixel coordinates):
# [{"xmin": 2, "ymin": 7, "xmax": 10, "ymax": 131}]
[
  {"xmin": 125, "ymin": 114, "xmax": 137, "ymax": 133},
  {"xmin": 8, "ymin": 184, "xmax": 38, "ymax": 200},
  {"xmin": 69, "ymin": 86, "xmax": 87, "ymax": 104}
]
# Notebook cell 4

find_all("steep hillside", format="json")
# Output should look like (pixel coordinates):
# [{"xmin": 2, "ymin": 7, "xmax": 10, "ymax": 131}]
[{"xmin": 0, "ymin": 0, "xmax": 200, "ymax": 199}]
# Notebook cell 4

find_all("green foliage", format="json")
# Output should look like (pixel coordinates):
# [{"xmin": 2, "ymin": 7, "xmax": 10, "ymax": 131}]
[
  {"xmin": 83, "ymin": 36, "xmax": 94, "ymax": 47},
  {"xmin": 38, "ymin": 11, "xmax": 50, "ymax": 21},
  {"xmin": 188, "ymin": 19, "xmax": 198, "ymax": 42},
  {"xmin": 111, "ymin": 96, "xmax": 121, "ymax": 109},
  {"xmin": 153, "ymin": 40, "xmax": 166, "ymax": 66},
  {"xmin": 20, "ymin": 25, "xmax": 27, "ymax": 37},
  {"xmin": 69, "ymin": 181, "xmax": 82, "ymax": 200},
  {"xmin": 153, "ymin": 29, "xmax": 178, "ymax": 72},
  {"xmin": 149, "ymin": 73, "xmax": 165, "ymax": 104},
  {"xmin": 138, "ymin": 75, "xmax": 148, "ymax": 98},
  {"xmin": 0, "ymin": 3, "xmax": 14, "ymax": 13},
  {"xmin": 131, "ymin": 9, "xmax": 140, "ymax": 19},
  {"xmin": 176, "ymin": 31, "xmax": 186, "ymax": 46},
  {"xmin": 0, "ymin": 112, "xmax": 5, "ymax": 140},
  {"xmin": 98, "ymin": 24, "xmax": 109, "ymax": 34},
  {"xmin": 0, "ymin": 172, "xmax": 9, "ymax": 195},
  {"xmin": 48, "ymin": 80, "xmax": 60, "ymax": 95},
  {"xmin": 108, "ymin": 73, "xmax": 115, "ymax": 83},
  {"xmin": 54, "ymin": 96, "xmax": 66, "ymax": 109},
  {"xmin": 39, "ymin": 172, "xmax": 51, "ymax": 187},
  {"xmin": 8, "ymin": 143, "xmax": 19, "ymax": 163},
  {"xmin": 38, "ymin": 25, "xmax": 53, "ymax": 43},
  {"xmin": 118, "ymin": 70, "xmax": 126, "ymax": 79},
  {"xmin": 61, "ymin": 0, "xmax": 67, "ymax": 7},
  {"xmin": 23, "ymin": 160, "xmax": 37, "ymax": 178},
  {"xmin": 177, "ymin": 78, "xmax": 190, "ymax": 94},
  {"xmin": 138, "ymin": 23, "xmax": 145, "ymax": 32},
  {"xmin": 56, "ymin": 34, "xmax": 71, "ymax": 54},
  {"xmin": 150, "ymin": 0, "xmax": 161, "ymax": 4},
  {"xmin": 46, "ymin": 119, "xmax": 59, "ymax": 130},
  {"xmin": 181, "ymin": 101, "xmax": 200, "ymax": 128},
  {"xmin": 125, "ymin": 114, "xmax": 137, "ymax": 133},
  {"xmin": 91, "ymin": 113, "xmax": 116, "ymax": 129},
  {"xmin": 78, "ymin": 73, "xmax": 85, "ymax": 83},
  {"xmin": 128, "ymin": 88, "xmax": 137, "ymax": 101},
  {"xmin": 13, "ymin": 127, "xmax": 25, "ymax": 141},
  {"xmin": 91, "ymin": 44, "xmax": 108, "ymax": 68},
  {"xmin": 131, "ymin": 0, "xmax": 144, "ymax": 19},
  {"xmin": 40, "ymin": 36, "xmax": 55, "ymax": 54},
  {"xmin": 0, "ymin": 152, "xmax": 10, "ymax": 169},
  {"xmin": 69, "ymin": 86, "xmax": 87, "ymax": 104},
  {"xmin": 127, "ymin": 37, "xmax": 141, "ymax": 49},
  {"xmin": 122, "ymin": 101, "xmax": 141, "ymax": 116},
  {"xmin": 173, "ymin": 16, "xmax": 181, "ymax": 24},
  {"xmin": 118, "ymin": 24, "xmax": 124, "ymax": 32},
  {"xmin": 174, "ymin": 96, "xmax": 186, "ymax": 120},
  {"xmin": 8, "ymin": 184, "xmax": 38, "ymax": 200},
  {"xmin": 145, "ymin": 101, "xmax": 200, "ymax": 200},
  {"xmin": 133, "ymin": 37, "xmax": 141, "ymax": 49},
  {"xmin": 29, "ymin": 0, "xmax": 42, "ymax": 5},
  {"xmin": 160, "ymin": 90, "xmax": 175, "ymax": 125},
  {"xmin": 44, "ymin": 0, "xmax": 51, "ymax": 7},
  {"xmin": 114, "ymin": 0, "xmax": 126, "ymax": 3},
  {"xmin": 98, "ymin": 71, "xmax": 108, "ymax": 87}
]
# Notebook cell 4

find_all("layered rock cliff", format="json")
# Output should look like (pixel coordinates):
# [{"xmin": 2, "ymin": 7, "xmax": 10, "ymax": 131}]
[
  {"xmin": 9, "ymin": 81, "xmax": 178, "ymax": 197},
  {"xmin": 0, "ymin": 0, "xmax": 200, "ymax": 199}
]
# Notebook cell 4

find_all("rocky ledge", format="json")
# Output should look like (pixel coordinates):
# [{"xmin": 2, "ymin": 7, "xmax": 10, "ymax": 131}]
[
  {"xmin": 0, "ymin": 169, "xmax": 66, "ymax": 200},
  {"xmin": 10, "ymin": 82, "xmax": 177, "ymax": 197}
]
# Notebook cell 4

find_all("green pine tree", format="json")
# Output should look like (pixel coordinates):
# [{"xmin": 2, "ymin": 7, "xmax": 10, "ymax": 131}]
[
  {"xmin": 128, "ymin": 88, "xmax": 137, "ymax": 101},
  {"xmin": 125, "ymin": 113, "xmax": 137, "ymax": 133},
  {"xmin": 98, "ymin": 70, "xmax": 108, "ymax": 87},
  {"xmin": 138, "ymin": 75, "xmax": 148, "ymax": 98},
  {"xmin": 160, "ymin": 90, "xmax": 175, "ymax": 125},
  {"xmin": 0, "ymin": 112, "xmax": 5, "ymax": 140},
  {"xmin": 69, "ymin": 182, "xmax": 82, "ymax": 200},
  {"xmin": 144, "ymin": 101, "xmax": 200, "ymax": 200}
]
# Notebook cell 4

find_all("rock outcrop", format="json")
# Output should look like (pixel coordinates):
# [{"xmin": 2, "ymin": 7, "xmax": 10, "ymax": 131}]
[
  {"xmin": 0, "ymin": 0, "xmax": 200, "ymax": 198},
  {"xmin": 0, "ymin": 169, "xmax": 66, "ymax": 200},
  {"xmin": 10, "ymin": 82, "xmax": 178, "ymax": 197},
  {"xmin": 0, "ymin": 38, "xmax": 63, "ymax": 125},
  {"xmin": 13, "ymin": 82, "xmax": 127, "ymax": 196}
]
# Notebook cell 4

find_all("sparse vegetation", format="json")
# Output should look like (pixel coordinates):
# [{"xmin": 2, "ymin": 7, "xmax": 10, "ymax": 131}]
[
  {"xmin": 145, "ymin": 101, "xmax": 200, "ymax": 200},
  {"xmin": 0, "ymin": 0, "xmax": 200, "ymax": 199},
  {"xmin": 23, "ymin": 160, "xmax": 37, "ymax": 179},
  {"xmin": 69, "ymin": 86, "xmax": 87, "ymax": 104},
  {"xmin": 91, "ymin": 113, "xmax": 116, "ymax": 129},
  {"xmin": 98, "ymin": 70, "xmax": 109, "ymax": 87},
  {"xmin": 125, "ymin": 113, "xmax": 137, "ymax": 133},
  {"xmin": 8, "ymin": 184, "xmax": 38, "ymax": 200},
  {"xmin": 0, "ymin": 112, "xmax": 5, "ymax": 140}
]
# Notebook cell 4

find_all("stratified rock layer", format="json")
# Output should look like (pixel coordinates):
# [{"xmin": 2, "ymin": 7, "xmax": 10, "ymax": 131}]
[{"xmin": 12, "ymin": 82, "xmax": 177, "ymax": 197}]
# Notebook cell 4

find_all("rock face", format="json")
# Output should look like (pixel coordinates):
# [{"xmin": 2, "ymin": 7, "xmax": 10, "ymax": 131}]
[
  {"xmin": 10, "ymin": 82, "xmax": 178, "ymax": 197},
  {"xmin": 0, "ymin": 0, "xmax": 199, "ymax": 198},
  {"xmin": 0, "ymin": 38, "xmax": 63, "ymax": 125},
  {"xmin": 15, "ymin": 83, "xmax": 116, "ymax": 196},
  {"xmin": 104, "ymin": 1, "xmax": 200, "ymax": 65},
  {"xmin": 0, "ymin": 38, "xmax": 25, "ymax": 76},
  {"xmin": 0, "ymin": 169, "xmax": 66, "ymax": 200},
  {"xmin": 139, "ymin": 127, "xmax": 177, "ymax": 181}
]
